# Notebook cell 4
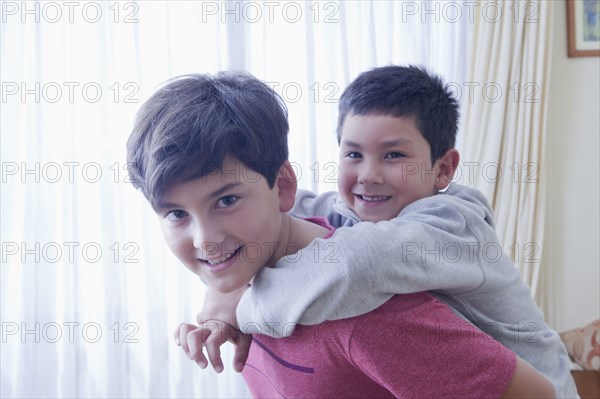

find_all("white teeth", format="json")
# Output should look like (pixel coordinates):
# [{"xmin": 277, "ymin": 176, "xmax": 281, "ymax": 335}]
[
  {"xmin": 361, "ymin": 195, "xmax": 388, "ymax": 202},
  {"xmin": 206, "ymin": 252, "xmax": 235, "ymax": 265}
]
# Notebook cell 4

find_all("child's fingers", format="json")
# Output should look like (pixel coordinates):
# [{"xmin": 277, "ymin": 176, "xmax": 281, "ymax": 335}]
[
  {"xmin": 205, "ymin": 336, "xmax": 224, "ymax": 374},
  {"xmin": 233, "ymin": 333, "xmax": 252, "ymax": 373},
  {"xmin": 187, "ymin": 328, "xmax": 209, "ymax": 369},
  {"xmin": 198, "ymin": 321, "xmax": 226, "ymax": 373},
  {"xmin": 178, "ymin": 323, "xmax": 198, "ymax": 360},
  {"xmin": 173, "ymin": 323, "xmax": 185, "ymax": 346}
]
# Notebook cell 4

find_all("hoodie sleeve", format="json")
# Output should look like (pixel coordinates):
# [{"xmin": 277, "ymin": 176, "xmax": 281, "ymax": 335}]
[
  {"xmin": 236, "ymin": 185, "xmax": 508, "ymax": 338},
  {"xmin": 290, "ymin": 189, "xmax": 353, "ymax": 227}
]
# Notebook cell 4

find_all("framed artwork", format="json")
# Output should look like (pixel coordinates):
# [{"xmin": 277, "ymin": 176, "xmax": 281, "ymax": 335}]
[{"xmin": 567, "ymin": 0, "xmax": 600, "ymax": 57}]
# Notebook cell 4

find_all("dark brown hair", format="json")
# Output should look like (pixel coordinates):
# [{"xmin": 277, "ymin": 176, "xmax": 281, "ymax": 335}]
[
  {"xmin": 337, "ymin": 65, "xmax": 459, "ymax": 164},
  {"xmin": 126, "ymin": 72, "xmax": 289, "ymax": 208}
]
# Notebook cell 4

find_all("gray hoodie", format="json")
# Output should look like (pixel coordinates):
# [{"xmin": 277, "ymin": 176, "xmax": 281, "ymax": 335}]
[{"xmin": 237, "ymin": 183, "xmax": 577, "ymax": 398}]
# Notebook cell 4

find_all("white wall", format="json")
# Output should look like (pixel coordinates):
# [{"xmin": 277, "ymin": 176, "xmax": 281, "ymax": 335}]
[{"xmin": 542, "ymin": 3, "xmax": 600, "ymax": 332}]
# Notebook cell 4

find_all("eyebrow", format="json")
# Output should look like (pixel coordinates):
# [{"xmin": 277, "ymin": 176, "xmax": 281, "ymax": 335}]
[
  {"xmin": 207, "ymin": 182, "xmax": 243, "ymax": 200},
  {"xmin": 342, "ymin": 139, "xmax": 414, "ymax": 148},
  {"xmin": 158, "ymin": 182, "xmax": 243, "ymax": 210}
]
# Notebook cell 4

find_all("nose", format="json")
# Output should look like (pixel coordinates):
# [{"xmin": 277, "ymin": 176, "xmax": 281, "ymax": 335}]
[
  {"xmin": 357, "ymin": 160, "xmax": 384, "ymax": 184},
  {"xmin": 192, "ymin": 220, "xmax": 225, "ymax": 253}
]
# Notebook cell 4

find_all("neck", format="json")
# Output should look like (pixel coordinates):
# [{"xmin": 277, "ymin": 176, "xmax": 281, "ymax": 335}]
[{"xmin": 268, "ymin": 214, "xmax": 330, "ymax": 265}]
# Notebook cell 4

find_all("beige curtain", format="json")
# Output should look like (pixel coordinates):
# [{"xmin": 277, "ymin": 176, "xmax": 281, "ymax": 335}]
[{"xmin": 459, "ymin": 0, "xmax": 554, "ymax": 299}]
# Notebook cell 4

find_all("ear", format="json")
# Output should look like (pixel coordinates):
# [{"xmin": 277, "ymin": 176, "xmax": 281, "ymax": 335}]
[
  {"xmin": 434, "ymin": 149, "xmax": 460, "ymax": 191},
  {"xmin": 275, "ymin": 161, "xmax": 297, "ymax": 212}
]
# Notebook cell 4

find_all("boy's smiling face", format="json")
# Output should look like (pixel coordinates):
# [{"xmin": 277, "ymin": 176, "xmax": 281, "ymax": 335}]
[
  {"xmin": 338, "ymin": 113, "xmax": 453, "ymax": 222},
  {"xmin": 157, "ymin": 156, "xmax": 289, "ymax": 293}
]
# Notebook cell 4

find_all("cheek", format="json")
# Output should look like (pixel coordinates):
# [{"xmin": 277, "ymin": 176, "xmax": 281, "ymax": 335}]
[
  {"xmin": 166, "ymin": 238, "xmax": 183, "ymax": 258},
  {"xmin": 337, "ymin": 165, "xmax": 354, "ymax": 190},
  {"xmin": 237, "ymin": 198, "xmax": 279, "ymax": 241},
  {"xmin": 161, "ymin": 227, "xmax": 189, "ymax": 257},
  {"xmin": 385, "ymin": 167, "xmax": 406, "ymax": 187}
]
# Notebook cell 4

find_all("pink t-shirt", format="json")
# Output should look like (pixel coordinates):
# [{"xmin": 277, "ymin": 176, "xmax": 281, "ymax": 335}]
[
  {"xmin": 242, "ymin": 293, "xmax": 516, "ymax": 398},
  {"xmin": 241, "ymin": 217, "xmax": 516, "ymax": 397}
]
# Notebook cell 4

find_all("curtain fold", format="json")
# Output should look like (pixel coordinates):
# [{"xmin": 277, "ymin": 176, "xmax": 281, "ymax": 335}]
[{"xmin": 459, "ymin": 0, "xmax": 554, "ymax": 298}]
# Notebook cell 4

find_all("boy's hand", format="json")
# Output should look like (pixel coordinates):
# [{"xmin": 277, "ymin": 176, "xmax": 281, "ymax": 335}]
[
  {"xmin": 174, "ymin": 322, "xmax": 209, "ymax": 368},
  {"xmin": 196, "ymin": 285, "xmax": 248, "ymax": 329},
  {"xmin": 173, "ymin": 321, "xmax": 252, "ymax": 373},
  {"xmin": 173, "ymin": 285, "xmax": 250, "ymax": 372}
]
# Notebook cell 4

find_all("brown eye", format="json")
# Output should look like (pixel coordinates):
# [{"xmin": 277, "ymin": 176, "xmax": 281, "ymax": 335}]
[
  {"xmin": 385, "ymin": 152, "xmax": 405, "ymax": 159},
  {"xmin": 166, "ymin": 209, "xmax": 187, "ymax": 221},
  {"xmin": 216, "ymin": 195, "xmax": 239, "ymax": 209}
]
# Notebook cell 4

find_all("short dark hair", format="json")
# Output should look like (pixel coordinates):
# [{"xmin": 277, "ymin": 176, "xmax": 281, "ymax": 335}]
[
  {"xmin": 337, "ymin": 65, "xmax": 459, "ymax": 163},
  {"xmin": 126, "ymin": 72, "xmax": 289, "ymax": 208}
]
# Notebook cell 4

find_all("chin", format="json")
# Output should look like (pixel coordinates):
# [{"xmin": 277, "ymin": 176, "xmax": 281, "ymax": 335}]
[{"xmin": 213, "ymin": 281, "xmax": 244, "ymax": 294}]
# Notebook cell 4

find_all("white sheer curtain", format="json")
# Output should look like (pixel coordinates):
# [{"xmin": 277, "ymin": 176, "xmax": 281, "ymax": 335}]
[{"xmin": 1, "ymin": 1, "xmax": 470, "ymax": 397}]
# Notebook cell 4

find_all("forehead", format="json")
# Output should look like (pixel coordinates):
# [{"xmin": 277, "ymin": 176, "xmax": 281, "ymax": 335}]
[
  {"xmin": 159, "ymin": 156, "xmax": 267, "ymax": 206},
  {"xmin": 340, "ymin": 113, "xmax": 424, "ymax": 146}
]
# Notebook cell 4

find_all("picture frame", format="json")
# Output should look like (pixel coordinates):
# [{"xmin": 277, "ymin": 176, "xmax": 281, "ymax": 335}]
[{"xmin": 567, "ymin": 0, "xmax": 600, "ymax": 57}]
